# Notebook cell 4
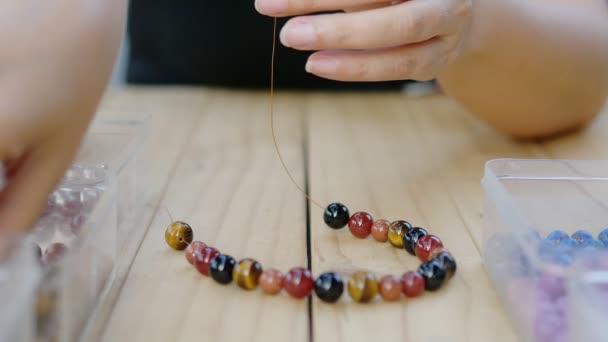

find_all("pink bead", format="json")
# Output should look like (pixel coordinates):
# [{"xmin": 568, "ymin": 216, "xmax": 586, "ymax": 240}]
[
  {"xmin": 379, "ymin": 275, "xmax": 402, "ymax": 301},
  {"xmin": 259, "ymin": 269, "xmax": 284, "ymax": 295},
  {"xmin": 401, "ymin": 271, "xmax": 425, "ymax": 297},
  {"xmin": 371, "ymin": 220, "xmax": 390, "ymax": 242},
  {"xmin": 185, "ymin": 241, "xmax": 207, "ymax": 265}
]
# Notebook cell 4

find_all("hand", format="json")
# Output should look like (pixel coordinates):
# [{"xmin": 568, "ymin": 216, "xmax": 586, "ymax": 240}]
[
  {"xmin": 0, "ymin": 1, "xmax": 126, "ymax": 235},
  {"xmin": 255, "ymin": 0, "xmax": 473, "ymax": 82}
]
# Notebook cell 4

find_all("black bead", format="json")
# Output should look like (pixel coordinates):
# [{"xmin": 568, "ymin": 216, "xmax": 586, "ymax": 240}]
[
  {"xmin": 417, "ymin": 260, "xmax": 447, "ymax": 291},
  {"xmin": 403, "ymin": 227, "xmax": 428, "ymax": 255},
  {"xmin": 314, "ymin": 272, "xmax": 344, "ymax": 303},
  {"xmin": 431, "ymin": 251, "xmax": 457, "ymax": 279},
  {"xmin": 209, "ymin": 254, "xmax": 237, "ymax": 285},
  {"xmin": 323, "ymin": 203, "xmax": 350, "ymax": 229}
]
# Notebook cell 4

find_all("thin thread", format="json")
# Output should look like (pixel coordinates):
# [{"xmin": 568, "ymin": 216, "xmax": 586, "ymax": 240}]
[{"xmin": 269, "ymin": 17, "xmax": 324, "ymax": 211}]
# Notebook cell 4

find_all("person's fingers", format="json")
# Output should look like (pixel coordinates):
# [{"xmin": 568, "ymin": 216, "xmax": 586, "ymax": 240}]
[
  {"xmin": 280, "ymin": 0, "xmax": 447, "ymax": 51},
  {"xmin": 255, "ymin": 0, "xmax": 391, "ymax": 16},
  {"xmin": 0, "ymin": 138, "xmax": 79, "ymax": 233},
  {"xmin": 304, "ymin": 38, "xmax": 446, "ymax": 81}
]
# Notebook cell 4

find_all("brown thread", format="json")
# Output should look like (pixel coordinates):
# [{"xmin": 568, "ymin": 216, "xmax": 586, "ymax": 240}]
[{"xmin": 269, "ymin": 17, "xmax": 324, "ymax": 211}]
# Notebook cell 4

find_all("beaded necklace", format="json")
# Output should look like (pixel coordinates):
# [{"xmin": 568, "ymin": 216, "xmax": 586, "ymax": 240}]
[{"xmin": 164, "ymin": 18, "xmax": 457, "ymax": 304}]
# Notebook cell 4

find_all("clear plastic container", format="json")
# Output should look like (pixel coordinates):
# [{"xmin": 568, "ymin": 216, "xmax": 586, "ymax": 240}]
[
  {"xmin": 0, "ymin": 118, "xmax": 144, "ymax": 342},
  {"xmin": 482, "ymin": 159, "xmax": 608, "ymax": 342}
]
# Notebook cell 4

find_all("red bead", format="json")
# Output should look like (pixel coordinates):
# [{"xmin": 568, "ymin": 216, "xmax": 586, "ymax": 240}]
[
  {"xmin": 415, "ymin": 235, "xmax": 443, "ymax": 262},
  {"xmin": 194, "ymin": 246, "xmax": 220, "ymax": 276},
  {"xmin": 283, "ymin": 267, "xmax": 314, "ymax": 299},
  {"xmin": 348, "ymin": 212, "xmax": 374, "ymax": 239},
  {"xmin": 401, "ymin": 271, "xmax": 425, "ymax": 297},
  {"xmin": 185, "ymin": 241, "xmax": 207, "ymax": 265}
]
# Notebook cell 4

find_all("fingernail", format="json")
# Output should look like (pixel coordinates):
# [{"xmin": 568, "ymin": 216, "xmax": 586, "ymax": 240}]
[
  {"xmin": 255, "ymin": 0, "xmax": 288, "ymax": 15},
  {"xmin": 280, "ymin": 21, "xmax": 317, "ymax": 48},
  {"xmin": 306, "ymin": 58, "xmax": 337, "ymax": 74}
]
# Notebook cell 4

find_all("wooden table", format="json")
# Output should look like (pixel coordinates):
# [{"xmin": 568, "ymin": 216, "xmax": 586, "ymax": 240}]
[{"xmin": 95, "ymin": 87, "xmax": 608, "ymax": 342}]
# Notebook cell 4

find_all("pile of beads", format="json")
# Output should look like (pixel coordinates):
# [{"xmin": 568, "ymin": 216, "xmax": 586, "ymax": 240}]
[
  {"xmin": 165, "ymin": 202, "xmax": 456, "ymax": 303},
  {"xmin": 538, "ymin": 229, "xmax": 608, "ymax": 267}
]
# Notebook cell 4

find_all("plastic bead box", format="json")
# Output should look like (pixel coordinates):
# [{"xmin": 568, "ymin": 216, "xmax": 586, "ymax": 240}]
[
  {"xmin": 482, "ymin": 159, "xmax": 608, "ymax": 342},
  {"xmin": 0, "ymin": 119, "xmax": 143, "ymax": 342}
]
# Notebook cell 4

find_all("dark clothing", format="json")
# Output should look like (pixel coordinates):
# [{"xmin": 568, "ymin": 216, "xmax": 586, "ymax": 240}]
[{"xmin": 126, "ymin": 0, "xmax": 405, "ymax": 90}]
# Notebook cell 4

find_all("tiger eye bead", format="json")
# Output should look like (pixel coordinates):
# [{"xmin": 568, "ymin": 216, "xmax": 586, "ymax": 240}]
[
  {"xmin": 429, "ymin": 248, "xmax": 457, "ymax": 279},
  {"xmin": 371, "ymin": 220, "xmax": 390, "ymax": 243},
  {"xmin": 284, "ymin": 267, "xmax": 314, "ymax": 299},
  {"xmin": 260, "ymin": 269, "xmax": 284, "ymax": 295},
  {"xmin": 165, "ymin": 221, "xmax": 193, "ymax": 250},
  {"xmin": 388, "ymin": 220, "xmax": 412, "ymax": 248},
  {"xmin": 403, "ymin": 227, "xmax": 428, "ymax": 256},
  {"xmin": 324, "ymin": 203, "xmax": 350, "ymax": 229},
  {"xmin": 415, "ymin": 235, "xmax": 443, "ymax": 262},
  {"xmin": 348, "ymin": 212, "xmax": 373, "ymax": 239},
  {"xmin": 347, "ymin": 271, "xmax": 379, "ymax": 303},
  {"xmin": 233, "ymin": 258, "xmax": 263, "ymax": 290},
  {"xmin": 185, "ymin": 241, "xmax": 206, "ymax": 265},
  {"xmin": 379, "ymin": 275, "xmax": 402, "ymax": 302},
  {"xmin": 209, "ymin": 254, "xmax": 237, "ymax": 285},
  {"xmin": 194, "ymin": 246, "xmax": 220, "ymax": 276}
]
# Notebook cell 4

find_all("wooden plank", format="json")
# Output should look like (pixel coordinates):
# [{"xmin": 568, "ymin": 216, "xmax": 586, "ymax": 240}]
[
  {"xmin": 100, "ymin": 89, "xmax": 309, "ymax": 342},
  {"xmin": 306, "ymin": 92, "xmax": 527, "ymax": 342}
]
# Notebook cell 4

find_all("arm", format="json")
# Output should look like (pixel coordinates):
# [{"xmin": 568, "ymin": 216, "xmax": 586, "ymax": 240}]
[{"xmin": 438, "ymin": 0, "xmax": 608, "ymax": 138}]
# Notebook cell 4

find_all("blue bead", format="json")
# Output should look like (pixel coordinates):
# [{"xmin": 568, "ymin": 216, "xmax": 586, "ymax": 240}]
[
  {"xmin": 572, "ymin": 230, "xmax": 593, "ymax": 244},
  {"xmin": 560, "ymin": 237, "xmax": 578, "ymax": 249},
  {"xmin": 598, "ymin": 229, "xmax": 608, "ymax": 244},
  {"xmin": 546, "ymin": 230, "xmax": 569, "ymax": 244}
]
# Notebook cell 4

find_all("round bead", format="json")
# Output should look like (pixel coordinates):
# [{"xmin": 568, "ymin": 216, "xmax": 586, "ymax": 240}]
[
  {"xmin": 193, "ymin": 246, "xmax": 220, "ymax": 276},
  {"xmin": 41, "ymin": 243, "xmax": 67, "ymax": 266},
  {"xmin": 379, "ymin": 275, "xmax": 402, "ymax": 302},
  {"xmin": 347, "ymin": 271, "xmax": 378, "ymax": 303},
  {"xmin": 415, "ymin": 235, "xmax": 443, "ymax": 262},
  {"xmin": 572, "ymin": 230, "xmax": 593, "ymax": 245},
  {"xmin": 401, "ymin": 271, "xmax": 425, "ymax": 297},
  {"xmin": 185, "ymin": 241, "xmax": 207, "ymax": 265},
  {"xmin": 403, "ymin": 227, "xmax": 428, "ymax": 256},
  {"xmin": 599, "ymin": 229, "xmax": 608, "ymax": 245},
  {"xmin": 323, "ymin": 203, "xmax": 350, "ymax": 229},
  {"xmin": 428, "ymin": 248, "xmax": 457, "ymax": 279},
  {"xmin": 371, "ymin": 220, "xmax": 390, "ymax": 242},
  {"xmin": 314, "ymin": 272, "xmax": 344, "ymax": 303},
  {"xmin": 232, "ymin": 258, "xmax": 263, "ymax": 290},
  {"xmin": 546, "ymin": 230, "xmax": 569, "ymax": 244},
  {"xmin": 165, "ymin": 221, "xmax": 193, "ymax": 250},
  {"xmin": 259, "ymin": 269, "xmax": 284, "ymax": 295},
  {"xmin": 418, "ymin": 260, "xmax": 448, "ymax": 291},
  {"xmin": 388, "ymin": 220, "xmax": 412, "ymax": 248},
  {"xmin": 348, "ymin": 212, "xmax": 373, "ymax": 239},
  {"xmin": 284, "ymin": 267, "xmax": 314, "ymax": 299},
  {"xmin": 209, "ymin": 254, "xmax": 237, "ymax": 285}
]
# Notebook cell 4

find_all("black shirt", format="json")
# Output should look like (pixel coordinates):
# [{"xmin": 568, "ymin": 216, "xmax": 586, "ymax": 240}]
[{"xmin": 126, "ymin": 0, "xmax": 406, "ymax": 90}]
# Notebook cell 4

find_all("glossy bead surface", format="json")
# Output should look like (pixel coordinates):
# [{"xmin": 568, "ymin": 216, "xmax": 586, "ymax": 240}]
[
  {"xmin": 599, "ymin": 229, "xmax": 608, "ymax": 245},
  {"xmin": 347, "ymin": 271, "xmax": 378, "ymax": 303},
  {"xmin": 572, "ymin": 230, "xmax": 593, "ymax": 244},
  {"xmin": 193, "ymin": 247, "xmax": 220, "ymax": 276},
  {"xmin": 429, "ymin": 248, "xmax": 457, "ymax": 279},
  {"xmin": 165, "ymin": 221, "xmax": 193, "ymax": 250},
  {"xmin": 185, "ymin": 241, "xmax": 206, "ymax": 265},
  {"xmin": 284, "ymin": 267, "xmax": 314, "ymax": 299},
  {"xmin": 403, "ymin": 227, "xmax": 428, "ymax": 256},
  {"xmin": 260, "ymin": 269, "xmax": 284, "ymax": 295},
  {"xmin": 379, "ymin": 275, "xmax": 402, "ymax": 302},
  {"xmin": 209, "ymin": 254, "xmax": 237, "ymax": 285},
  {"xmin": 41, "ymin": 243, "xmax": 67, "ymax": 266},
  {"xmin": 314, "ymin": 272, "xmax": 344, "ymax": 303},
  {"xmin": 418, "ymin": 260, "xmax": 448, "ymax": 291},
  {"xmin": 233, "ymin": 258, "xmax": 263, "ymax": 290},
  {"xmin": 546, "ymin": 230, "xmax": 569, "ymax": 244},
  {"xmin": 348, "ymin": 212, "xmax": 373, "ymax": 239},
  {"xmin": 371, "ymin": 220, "xmax": 390, "ymax": 242},
  {"xmin": 401, "ymin": 271, "xmax": 425, "ymax": 297},
  {"xmin": 324, "ymin": 203, "xmax": 350, "ymax": 229},
  {"xmin": 415, "ymin": 235, "xmax": 443, "ymax": 262},
  {"xmin": 388, "ymin": 220, "xmax": 412, "ymax": 248}
]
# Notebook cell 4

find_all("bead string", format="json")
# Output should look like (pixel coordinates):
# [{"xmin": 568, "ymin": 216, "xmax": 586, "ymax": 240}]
[{"xmin": 165, "ymin": 204, "xmax": 457, "ymax": 303}]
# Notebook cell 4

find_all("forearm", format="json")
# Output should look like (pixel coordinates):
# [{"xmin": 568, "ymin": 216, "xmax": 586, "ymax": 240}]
[{"xmin": 438, "ymin": 0, "xmax": 608, "ymax": 138}]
